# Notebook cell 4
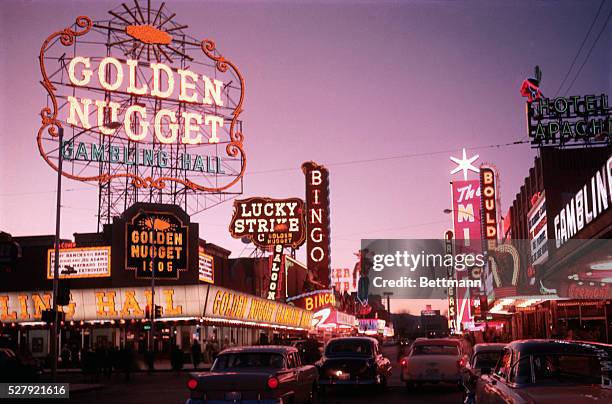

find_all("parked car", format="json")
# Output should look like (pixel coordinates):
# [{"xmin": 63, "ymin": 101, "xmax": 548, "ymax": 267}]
[
  {"xmin": 316, "ymin": 336, "xmax": 392, "ymax": 389},
  {"xmin": 0, "ymin": 347, "xmax": 42, "ymax": 382},
  {"xmin": 399, "ymin": 337, "xmax": 469, "ymax": 389},
  {"xmin": 461, "ymin": 343, "xmax": 505, "ymax": 404},
  {"xmin": 475, "ymin": 339, "xmax": 612, "ymax": 404},
  {"xmin": 186, "ymin": 345, "xmax": 318, "ymax": 404}
]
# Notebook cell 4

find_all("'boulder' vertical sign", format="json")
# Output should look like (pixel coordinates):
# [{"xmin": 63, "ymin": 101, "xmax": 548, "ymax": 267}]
[{"xmin": 302, "ymin": 162, "xmax": 331, "ymax": 288}]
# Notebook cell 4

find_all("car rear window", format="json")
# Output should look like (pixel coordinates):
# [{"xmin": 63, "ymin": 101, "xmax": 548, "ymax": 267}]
[
  {"xmin": 532, "ymin": 354, "xmax": 604, "ymax": 385},
  {"xmin": 326, "ymin": 340, "xmax": 372, "ymax": 356},
  {"xmin": 473, "ymin": 351, "xmax": 501, "ymax": 369},
  {"xmin": 212, "ymin": 353, "xmax": 285, "ymax": 370},
  {"xmin": 412, "ymin": 344, "xmax": 459, "ymax": 356}
]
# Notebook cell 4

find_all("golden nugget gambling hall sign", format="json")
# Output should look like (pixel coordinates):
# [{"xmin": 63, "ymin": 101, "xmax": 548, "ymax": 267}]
[
  {"xmin": 126, "ymin": 210, "xmax": 188, "ymax": 279},
  {"xmin": 0, "ymin": 285, "xmax": 312, "ymax": 330},
  {"xmin": 38, "ymin": 2, "xmax": 245, "ymax": 193}
]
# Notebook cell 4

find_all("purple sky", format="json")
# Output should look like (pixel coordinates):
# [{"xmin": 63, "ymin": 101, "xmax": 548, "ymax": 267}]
[{"xmin": 1, "ymin": 0, "xmax": 610, "ymax": 313}]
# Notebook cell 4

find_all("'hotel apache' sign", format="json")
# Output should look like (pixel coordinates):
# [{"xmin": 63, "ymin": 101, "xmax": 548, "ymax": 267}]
[
  {"xmin": 126, "ymin": 210, "xmax": 188, "ymax": 279},
  {"xmin": 229, "ymin": 197, "xmax": 306, "ymax": 249},
  {"xmin": 303, "ymin": 162, "xmax": 331, "ymax": 288}
]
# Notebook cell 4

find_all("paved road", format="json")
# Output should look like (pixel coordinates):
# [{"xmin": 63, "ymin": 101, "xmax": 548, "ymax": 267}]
[{"xmin": 46, "ymin": 345, "xmax": 463, "ymax": 403}]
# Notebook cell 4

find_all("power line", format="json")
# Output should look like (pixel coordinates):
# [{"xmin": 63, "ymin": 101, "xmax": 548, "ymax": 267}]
[
  {"xmin": 565, "ymin": 4, "xmax": 612, "ymax": 95},
  {"xmin": 1, "ymin": 139, "xmax": 529, "ymax": 195},
  {"xmin": 249, "ymin": 139, "xmax": 528, "ymax": 175},
  {"xmin": 553, "ymin": 0, "xmax": 606, "ymax": 98}
]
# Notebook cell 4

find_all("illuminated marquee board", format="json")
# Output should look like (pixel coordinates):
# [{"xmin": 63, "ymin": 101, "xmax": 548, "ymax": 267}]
[
  {"xmin": 47, "ymin": 247, "xmax": 111, "ymax": 279},
  {"xmin": 229, "ymin": 197, "xmax": 306, "ymax": 249},
  {"xmin": 527, "ymin": 192, "xmax": 548, "ymax": 266},
  {"xmin": 37, "ymin": 2, "xmax": 246, "ymax": 225},
  {"xmin": 198, "ymin": 249, "xmax": 214, "ymax": 284},
  {"xmin": 0, "ymin": 284, "xmax": 313, "ymax": 330},
  {"xmin": 302, "ymin": 162, "xmax": 331, "ymax": 288},
  {"xmin": 125, "ymin": 210, "xmax": 188, "ymax": 279}
]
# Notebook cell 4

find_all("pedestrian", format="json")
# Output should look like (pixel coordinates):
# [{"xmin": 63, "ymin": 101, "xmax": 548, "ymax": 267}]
[
  {"xmin": 60, "ymin": 344, "xmax": 71, "ymax": 368},
  {"xmin": 171, "ymin": 343, "xmax": 184, "ymax": 371},
  {"xmin": 191, "ymin": 339, "xmax": 202, "ymax": 370},
  {"xmin": 204, "ymin": 339, "xmax": 212, "ymax": 364},
  {"xmin": 124, "ymin": 344, "xmax": 134, "ymax": 381},
  {"xmin": 211, "ymin": 339, "xmax": 220, "ymax": 361}
]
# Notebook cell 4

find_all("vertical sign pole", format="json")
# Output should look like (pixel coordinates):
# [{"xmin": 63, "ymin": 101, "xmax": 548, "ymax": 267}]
[
  {"xmin": 150, "ymin": 218, "xmax": 156, "ymax": 355},
  {"xmin": 51, "ymin": 127, "xmax": 64, "ymax": 381}
]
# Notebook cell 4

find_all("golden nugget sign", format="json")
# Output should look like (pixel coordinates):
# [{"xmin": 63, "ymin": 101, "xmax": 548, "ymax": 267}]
[
  {"xmin": 210, "ymin": 287, "xmax": 312, "ymax": 329},
  {"xmin": 229, "ymin": 197, "xmax": 306, "ymax": 249},
  {"xmin": 0, "ymin": 285, "xmax": 312, "ymax": 330},
  {"xmin": 38, "ymin": 2, "xmax": 245, "ymax": 192},
  {"xmin": 126, "ymin": 211, "xmax": 188, "ymax": 279}
]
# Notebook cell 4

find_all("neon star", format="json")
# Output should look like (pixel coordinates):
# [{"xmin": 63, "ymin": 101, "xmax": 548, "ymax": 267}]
[{"xmin": 450, "ymin": 148, "xmax": 479, "ymax": 180}]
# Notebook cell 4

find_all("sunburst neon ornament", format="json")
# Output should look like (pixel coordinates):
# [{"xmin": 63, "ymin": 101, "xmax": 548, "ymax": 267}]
[{"xmin": 450, "ymin": 148, "xmax": 479, "ymax": 180}]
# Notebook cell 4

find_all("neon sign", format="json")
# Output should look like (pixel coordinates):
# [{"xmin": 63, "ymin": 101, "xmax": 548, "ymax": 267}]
[
  {"xmin": 554, "ymin": 155, "xmax": 612, "ymax": 248},
  {"xmin": 480, "ymin": 166, "xmax": 498, "ymax": 245},
  {"xmin": 38, "ymin": 3, "xmax": 245, "ymax": 196},
  {"xmin": 125, "ymin": 210, "xmax": 188, "ymax": 279},
  {"xmin": 229, "ymin": 197, "xmax": 306, "ymax": 249},
  {"xmin": 303, "ymin": 162, "xmax": 331, "ymax": 288},
  {"xmin": 527, "ymin": 94, "xmax": 611, "ymax": 147}
]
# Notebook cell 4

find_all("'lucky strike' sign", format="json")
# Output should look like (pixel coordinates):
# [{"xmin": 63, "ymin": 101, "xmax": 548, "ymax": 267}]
[
  {"xmin": 229, "ymin": 197, "xmax": 306, "ymax": 249},
  {"xmin": 303, "ymin": 162, "xmax": 331, "ymax": 288}
]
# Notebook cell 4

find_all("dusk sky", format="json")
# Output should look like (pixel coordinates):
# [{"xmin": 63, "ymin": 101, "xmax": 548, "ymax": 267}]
[{"xmin": 1, "ymin": 0, "xmax": 610, "ymax": 313}]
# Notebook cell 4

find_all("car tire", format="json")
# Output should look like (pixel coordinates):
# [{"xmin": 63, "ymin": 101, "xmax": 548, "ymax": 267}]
[{"xmin": 307, "ymin": 382, "xmax": 318, "ymax": 404}]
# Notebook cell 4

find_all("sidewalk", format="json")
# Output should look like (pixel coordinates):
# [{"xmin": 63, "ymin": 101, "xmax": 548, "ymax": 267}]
[{"xmin": 47, "ymin": 359, "xmax": 212, "ymax": 374}]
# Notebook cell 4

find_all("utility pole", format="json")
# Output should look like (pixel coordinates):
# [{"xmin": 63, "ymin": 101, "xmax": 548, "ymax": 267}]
[{"xmin": 51, "ymin": 126, "xmax": 64, "ymax": 381}]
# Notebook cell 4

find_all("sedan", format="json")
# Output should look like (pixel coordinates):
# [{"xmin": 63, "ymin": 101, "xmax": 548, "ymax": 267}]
[
  {"xmin": 316, "ymin": 336, "xmax": 392, "ymax": 390},
  {"xmin": 461, "ymin": 343, "xmax": 505, "ymax": 403},
  {"xmin": 476, "ymin": 339, "xmax": 612, "ymax": 404},
  {"xmin": 399, "ymin": 338, "xmax": 469, "ymax": 389},
  {"xmin": 186, "ymin": 345, "xmax": 318, "ymax": 404}
]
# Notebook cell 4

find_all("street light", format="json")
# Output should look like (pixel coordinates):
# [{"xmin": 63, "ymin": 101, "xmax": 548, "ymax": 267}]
[
  {"xmin": 51, "ymin": 121, "xmax": 121, "ymax": 381},
  {"xmin": 443, "ymin": 208, "xmax": 475, "ymax": 218}
]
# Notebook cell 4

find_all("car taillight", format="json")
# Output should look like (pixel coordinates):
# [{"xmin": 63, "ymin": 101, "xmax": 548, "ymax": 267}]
[
  {"xmin": 267, "ymin": 376, "xmax": 279, "ymax": 389},
  {"xmin": 457, "ymin": 358, "xmax": 465, "ymax": 368},
  {"xmin": 187, "ymin": 378, "xmax": 198, "ymax": 390},
  {"xmin": 400, "ymin": 359, "xmax": 407, "ymax": 367}
]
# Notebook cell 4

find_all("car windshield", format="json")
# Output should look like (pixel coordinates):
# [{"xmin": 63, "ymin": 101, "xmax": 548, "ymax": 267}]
[
  {"xmin": 326, "ymin": 340, "xmax": 372, "ymax": 356},
  {"xmin": 212, "ymin": 353, "xmax": 285, "ymax": 371},
  {"xmin": 412, "ymin": 344, "xmax": 458, "ymax": 356},
  {"xmin": 473, "ymin": 351, "xmax": 501, "ymax": 369},
  {"xmin": 532, "ymin": 354, "xmax": 604, "ymax": 385}
]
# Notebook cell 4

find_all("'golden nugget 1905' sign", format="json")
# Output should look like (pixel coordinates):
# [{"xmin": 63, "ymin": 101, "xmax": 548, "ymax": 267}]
[
  {"xmin": 126, "ymin": 210, "xmax": 188, "ymax": 279},
  {"xmin": 38, "ymin": 2, "xmax": 245, "ymax": 193}
]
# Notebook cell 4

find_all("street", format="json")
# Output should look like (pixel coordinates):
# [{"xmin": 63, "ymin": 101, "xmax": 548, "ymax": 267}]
[{"xmin": 56, "ymin": 345, "xmax": 462, "ymax": 404}]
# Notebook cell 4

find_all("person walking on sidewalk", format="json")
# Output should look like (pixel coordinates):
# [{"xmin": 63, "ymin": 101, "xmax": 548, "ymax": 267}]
[{"xmin": 191, "ymin": 340, "xmax": 202, "ymax": 370}]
